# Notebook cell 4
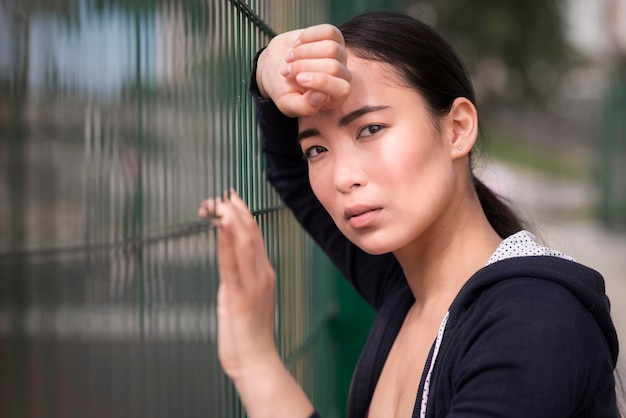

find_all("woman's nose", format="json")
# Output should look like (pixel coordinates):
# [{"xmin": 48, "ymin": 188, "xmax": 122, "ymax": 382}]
[{"xmin": 333, "ymin": 153, "xmax": 367, "ymax": 193}]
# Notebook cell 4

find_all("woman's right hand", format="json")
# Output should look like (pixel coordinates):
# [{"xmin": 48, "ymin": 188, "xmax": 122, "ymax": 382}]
[{"xmin": 256, "ymin": 24, "xmax": 352, "ymax": 118}]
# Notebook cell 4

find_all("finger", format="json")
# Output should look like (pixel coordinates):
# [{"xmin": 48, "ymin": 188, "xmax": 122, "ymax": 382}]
[
  {"xmin": 199, "ymin": 198, "xmax": 224, "ymax": 228},
  {"xmin": 216, "ymin": 202, "xmax": 243, "ymax": 291},
  {"xmin": 225, "ymin": 190, "xmax": 275, "ymax": 292},
  {"xmin": 295, "ymin": 24, "xmax": 344, "ymax": 47},
  {"xmin": 227, "ymin": 190, "xmax": 267, "ymax": 255},
  {"xmin": 288, "ymin": 39, "xmax": 347, "ymax": 64},
  {"xmin": 278, "ymin": 86, "xmax": 348, "ymax": 116},
  {"xmin": 282, "ymin": 57, "xmax": 351, "ymax": 83},
  {"xmin": 275, "ymin": 78, "xmax": 351, "ymax": 115},
  {"xmin": 276, "ymin": 92, "xmax": 327, "ymax": 117},
  {"xmin": 198, "ymin": 198, "xmax": 216, "ymax": 219},
  {"xmin": 296, "ymin": 74, "xmax": 351, "ymax": 108},
  {"xmin": 227, "ymin": 190, "xmax": 255, "ymax": 223}
]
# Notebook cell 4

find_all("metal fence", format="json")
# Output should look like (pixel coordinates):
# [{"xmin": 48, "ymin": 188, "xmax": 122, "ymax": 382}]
[{"xmin": 0, "ymin": 1, "xmax": 390, "ymax": 417}]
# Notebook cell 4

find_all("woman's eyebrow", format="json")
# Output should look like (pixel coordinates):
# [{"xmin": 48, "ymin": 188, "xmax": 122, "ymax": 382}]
[
  {"xmin": 297, "ymin": 128, "xmax": 321, "ymax": 142},
  {"xmin": 297, "ymin": 105, "xmax": 390, "ymax": 142},
  {"xmin": 338, "ymin": 105, "xmax": 390, "ymax": 127}
]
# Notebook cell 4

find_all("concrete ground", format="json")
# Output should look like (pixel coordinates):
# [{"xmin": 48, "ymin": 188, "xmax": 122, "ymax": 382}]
[{"xmin": 479, "ymin": 162, "xmax": 626, "ymax": 379}]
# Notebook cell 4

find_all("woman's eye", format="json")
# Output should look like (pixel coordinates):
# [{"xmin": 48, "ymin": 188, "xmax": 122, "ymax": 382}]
[
  {"xmin": 304, "ymin": 145, "xmax": 327, "ymax": 159},
  {"xmin": 358, "ymin": 124, "xmax": 384, "ymax": 138}
]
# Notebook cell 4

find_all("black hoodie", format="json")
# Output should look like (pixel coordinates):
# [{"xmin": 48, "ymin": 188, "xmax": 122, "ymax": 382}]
[{"xmin": 348, "ymin": 256, "xmax": 619, "ymax": 417}]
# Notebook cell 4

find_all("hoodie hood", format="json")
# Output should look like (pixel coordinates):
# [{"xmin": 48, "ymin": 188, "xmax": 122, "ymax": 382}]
[{"xmin": 448, "ymin": 255, "xmax": 619, "ymax": 366}]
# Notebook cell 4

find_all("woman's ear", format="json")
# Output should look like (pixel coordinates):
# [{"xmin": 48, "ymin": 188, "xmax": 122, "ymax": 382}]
[{"xmin": 445, "ymin": 97, "xmax": 478, "ymax": 160}]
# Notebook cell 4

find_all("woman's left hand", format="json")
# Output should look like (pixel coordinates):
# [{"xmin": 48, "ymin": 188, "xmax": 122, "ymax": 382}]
[{"xmin": 199, "ymin": 190, "xmax": 314, "ymax": 418}]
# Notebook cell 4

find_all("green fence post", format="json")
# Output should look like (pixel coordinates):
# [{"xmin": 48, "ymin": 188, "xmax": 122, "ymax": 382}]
[{"xmin": 599, "ymin": 71, "xmax": 626, "ymax": 227}]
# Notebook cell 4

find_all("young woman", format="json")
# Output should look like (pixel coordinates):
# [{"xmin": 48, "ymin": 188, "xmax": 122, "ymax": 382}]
[{"xmin": 199, "ymin": 12, "xmax": 619, "ymax": 418}]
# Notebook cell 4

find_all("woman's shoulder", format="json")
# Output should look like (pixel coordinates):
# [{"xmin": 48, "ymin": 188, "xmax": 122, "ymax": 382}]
[
  {"xmin": 455, "ymin": 254, "xmax": 609, "ymax": 328},
  {"xmin": 472, "ymin": 272, "xmax": 593, "ymax": 323},
  {"xmin": 451, "ymin": 253, "xmax": 616, "ymax": 346},
  {"xmin": 435, "ymin": 260, "xmax": 618, "ymax": 418},
  {"xmin": 447, "ymin": 262, "xmax": 615, "ymax": 371},
  {"xmin": 455, "ymin": 230, "xmax": 605, "ymax": 322},
  {"xmin": 448, "ymin": 255, "xmax": 618, "ymax": 366}
]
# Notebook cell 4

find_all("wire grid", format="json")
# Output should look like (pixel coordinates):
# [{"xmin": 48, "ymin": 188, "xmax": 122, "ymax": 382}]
[{"xmin": 0, "ymin": 1, "xmax": 338, "ymax": 417}]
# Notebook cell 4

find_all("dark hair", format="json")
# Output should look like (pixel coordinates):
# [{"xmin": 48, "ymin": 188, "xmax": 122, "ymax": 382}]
[{"xmin": 339, "ymin": 12, "xmax": 524, "ymax": 238}]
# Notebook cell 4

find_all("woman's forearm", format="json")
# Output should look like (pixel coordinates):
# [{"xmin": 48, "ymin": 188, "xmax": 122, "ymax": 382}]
[{"xmin": 232, "ymin": 350, "xmax": 315, "ymax": 418}]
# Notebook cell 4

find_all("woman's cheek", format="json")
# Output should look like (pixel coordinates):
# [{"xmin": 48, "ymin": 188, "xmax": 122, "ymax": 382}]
[{"xmin": 309, "ymin": 170, "xmax": 334, "ymax": 212}]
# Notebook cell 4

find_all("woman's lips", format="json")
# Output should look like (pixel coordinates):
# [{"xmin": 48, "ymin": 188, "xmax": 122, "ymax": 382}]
[{"xmin": 345, "ymin": 207, "xmax": 382, "ymax": 229}]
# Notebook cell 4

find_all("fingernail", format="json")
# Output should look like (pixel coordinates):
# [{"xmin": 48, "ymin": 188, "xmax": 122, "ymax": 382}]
[
  {"xmin": 310, "ymin": 91, "xmax": 327, "ymax": 106},
  {"xmin": 285, "ymin": 50, "xmax": 294, "ymax": 62},
  {"xmin": 280, "ymin": 64, "xmax": 291, "ymax": 76}
]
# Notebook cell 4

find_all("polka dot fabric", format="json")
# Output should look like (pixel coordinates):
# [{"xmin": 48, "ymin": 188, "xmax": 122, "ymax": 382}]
[{"xmin": 486, "ymin": 230, "xmax": 575, "ymax": 266}]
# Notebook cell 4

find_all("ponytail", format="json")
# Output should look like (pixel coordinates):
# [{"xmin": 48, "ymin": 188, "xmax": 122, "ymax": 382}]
[{"xmin": 472, "ymin": 176, "xmax": 524, "ymax": 238}]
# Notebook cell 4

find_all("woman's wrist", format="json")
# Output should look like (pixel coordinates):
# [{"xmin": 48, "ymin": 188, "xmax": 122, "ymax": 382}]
[
  {"xmin": 255, "ymin": 47, "xmax": 270, "ymax": 99},
  {"xmin": 231, "ymin": 350, "xmax": 315, "ymax": 418}
]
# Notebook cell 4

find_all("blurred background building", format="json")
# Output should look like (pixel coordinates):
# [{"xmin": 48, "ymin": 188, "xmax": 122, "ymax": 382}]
[{"xmin": 0, "ymin": 0, "xmax": 624, "ymax": 417}]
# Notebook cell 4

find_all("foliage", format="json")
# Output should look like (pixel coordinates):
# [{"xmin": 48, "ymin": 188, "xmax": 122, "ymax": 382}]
[
  {"xmin": 484, "ymin": 128, "xmax": 589, "ymax": 180},
  {"xmin": 398, "ymin": 0, "xmax": 576, "ymax": 104}
]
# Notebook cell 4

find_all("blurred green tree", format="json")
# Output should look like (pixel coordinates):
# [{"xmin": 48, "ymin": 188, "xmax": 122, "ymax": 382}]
[{"xmin": 398, "ymin": 0, "xmax": 575, "ymax": 105}]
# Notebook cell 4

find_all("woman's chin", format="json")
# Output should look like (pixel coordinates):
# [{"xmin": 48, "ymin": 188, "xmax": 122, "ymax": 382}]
[{"xmin": 352, "ymin": 239, "xmax": 397, "ymax": 256}]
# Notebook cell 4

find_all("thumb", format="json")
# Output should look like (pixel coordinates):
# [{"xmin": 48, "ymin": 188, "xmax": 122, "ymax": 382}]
[
  {"xmin": 276, "ymin": 92, "xmax": 325, "ymax": 118},
  {"xmin": 307, "ymin": 91, "xmax": 328, "ymax": 107}
]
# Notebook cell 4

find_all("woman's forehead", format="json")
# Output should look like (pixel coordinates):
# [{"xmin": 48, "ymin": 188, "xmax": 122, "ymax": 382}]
[
  {"xmin": 347, "ymin": 54, "xmax": 394, "ymax": 77},
  {"xmin": 346, "ymin": 57, "xmax": 404, "ymax": 97}
]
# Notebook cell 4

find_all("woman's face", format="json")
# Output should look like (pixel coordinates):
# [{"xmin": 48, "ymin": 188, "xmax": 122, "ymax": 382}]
[{"xmin": 298, "ymin": 55, "xmax": 464, "ymax": 256}]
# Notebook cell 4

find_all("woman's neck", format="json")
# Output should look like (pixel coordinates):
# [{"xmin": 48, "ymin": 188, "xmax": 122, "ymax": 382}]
[{"xmin": 394, "ymin": 195, "xmax": 502, "ymax": 309}]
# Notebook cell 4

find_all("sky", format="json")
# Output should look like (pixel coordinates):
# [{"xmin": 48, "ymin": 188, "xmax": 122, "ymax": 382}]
[{"xmin": 565, "ymin": 0, "xmax": 626, "ymax": 58}]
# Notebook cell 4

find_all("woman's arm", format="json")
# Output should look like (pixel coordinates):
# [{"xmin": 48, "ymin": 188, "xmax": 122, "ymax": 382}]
[{"xmin": 252, "ymin": 26, "xmax": 405, "ymax": 309}]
